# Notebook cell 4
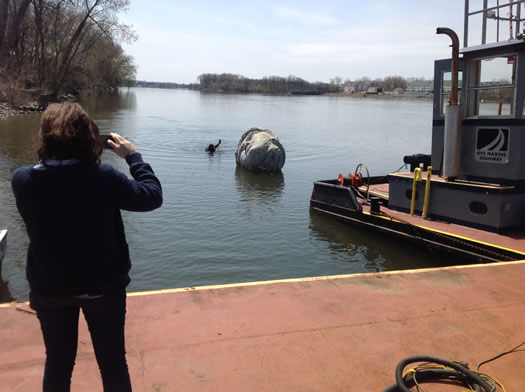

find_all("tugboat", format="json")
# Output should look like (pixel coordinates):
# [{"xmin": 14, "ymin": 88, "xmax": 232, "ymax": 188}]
[{"xmin": 311, "ymin": 0, "xmax": 525, "ymax": 263}]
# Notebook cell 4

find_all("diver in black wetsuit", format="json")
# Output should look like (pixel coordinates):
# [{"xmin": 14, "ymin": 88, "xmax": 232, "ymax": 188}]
[{"xmin": 205, "ymin": 139, "xmax": 221, "ymax": 153}]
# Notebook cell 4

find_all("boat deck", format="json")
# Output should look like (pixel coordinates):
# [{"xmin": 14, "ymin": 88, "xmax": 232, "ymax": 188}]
[
  {"xmin": 362, "ymin": 180, "xmax": 525, "ymax": 255},
  {"xmin": 1, "ymin": 261, "xmax": 525, "ymax": 391}
]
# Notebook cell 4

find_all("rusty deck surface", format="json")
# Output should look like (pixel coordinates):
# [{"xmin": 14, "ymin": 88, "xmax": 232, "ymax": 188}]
[
  {"xmin": 361, "ymin": 181, "xmax": 525, "ymax": 255},
  {"xmin": 1, "ymin": 261, "xmax": 525, "ymax": 391}
]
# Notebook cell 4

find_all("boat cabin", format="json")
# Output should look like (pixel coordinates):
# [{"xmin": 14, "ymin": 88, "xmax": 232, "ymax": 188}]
[
  {"xmin": 431, "ymin": 45, "xmax": 525, "ymax": 185},
  {"xmin": 389, "ymin": 0, "xmax": 525, "ymax": 232}
]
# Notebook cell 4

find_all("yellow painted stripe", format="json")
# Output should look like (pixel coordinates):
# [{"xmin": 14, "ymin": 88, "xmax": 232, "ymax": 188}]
[
  {"xmin": 126, "ymin": 260, "xmax": 525, "ymax": 297},
  {"xmin": 361, "ymin": 211, "xmax": 525, "ymax": 256},
  {"xmin": 366, "ymin": 189, "xmax": 389, "ymax": 199},
  {"xmin": 0, "ymin": 302, "xmax": 27, "ymax": 308},
  {"xmin": 410, "ymin": 224, "xmax": 525, "ymax": 255},
  {"xmin": 362, "ymin": 210, "xmax": 403, "ymax": 223},
  {"xmin": 2, "ymin": 260, "xmax": 525, "ymax": 305},
  {"xmin": 389, "ymin": 173, "xmax": 513, "ymax": 190}
]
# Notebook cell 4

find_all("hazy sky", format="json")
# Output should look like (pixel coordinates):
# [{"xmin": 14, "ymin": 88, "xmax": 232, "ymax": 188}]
[{"xmin": 120, "ymin": 1, "xmax": 468, "ymax": 84}]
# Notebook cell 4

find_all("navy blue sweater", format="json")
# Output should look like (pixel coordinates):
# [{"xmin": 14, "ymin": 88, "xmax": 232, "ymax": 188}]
[{"xmin": 11, "ymin": 152, "xmax": 162, "ymax": 296}]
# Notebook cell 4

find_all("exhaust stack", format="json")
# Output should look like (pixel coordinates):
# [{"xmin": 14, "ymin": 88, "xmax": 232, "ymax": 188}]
[{"xmin": 437, "ymin": 27, "xmax": 461, "ymax": 180}]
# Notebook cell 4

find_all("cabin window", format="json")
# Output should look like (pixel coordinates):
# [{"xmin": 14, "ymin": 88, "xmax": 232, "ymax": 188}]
[
  {"xmin": 440, "ymin": 71, "xmax": 463, "ymax": 116},
  {"xmin": 466, "ymin": 55, "xmax": 516, "ymax": 118}
]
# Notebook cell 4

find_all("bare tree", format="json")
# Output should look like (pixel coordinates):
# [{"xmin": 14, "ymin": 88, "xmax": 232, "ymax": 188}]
[
  {"xmin": 0, "ymin": 0, "xmax": 8, "ymax": 48},
  {"xmin": 1, "ymin": 0, "xmax": 137, "ymax": 104},
  {"xmin": 0, "ymin": 0, "xmax": 32, "ymax": 62}
]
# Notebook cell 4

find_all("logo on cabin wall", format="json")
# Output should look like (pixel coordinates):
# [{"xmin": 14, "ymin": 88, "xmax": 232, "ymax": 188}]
[{"xmin": 475, "ymin": 128, "xmax": 509, "ymax": 164}]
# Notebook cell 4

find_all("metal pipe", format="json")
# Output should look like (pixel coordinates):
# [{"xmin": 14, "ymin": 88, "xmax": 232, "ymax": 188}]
[
  {"xmin": 436, "ymin": 27, "xmax": 460, "ymax": 105},
  {"xmin": 517, "ymin": 1, "xmax": 522, "ymax": 37},
  {"xmin": 482, "ymin": 0, "xmax": 489, "ymax": 44},
  {"xmin": 410, "ymin": 168, "xmax": 422, "ymax": 216},
  {"xmin": 422, "ymin": 166, "xmax": 432, "ymax": 219},
  {"xmin": 464, "ymin": 0, "xmax": 469, "ymax": 47},
  {"xmin": 442, "ymin": 105, "xmax": 462, "ymax": 179},
  {"xmin": 497, "ymin": 0, "xmax": 500, "ymax": 41}
]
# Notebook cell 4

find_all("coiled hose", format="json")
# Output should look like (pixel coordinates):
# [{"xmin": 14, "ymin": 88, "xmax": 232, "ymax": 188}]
[{"xmin": 383, "ymin": 355, "xmax": 494, "ymax": 392}]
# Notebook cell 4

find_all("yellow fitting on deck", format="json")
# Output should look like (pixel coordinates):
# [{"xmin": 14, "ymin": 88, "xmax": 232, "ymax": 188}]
[
  {"xmin": 410, "ymin": 168, "xmax": 422, "ymax": 216},
  {"xmin": 422, "ymin": 166, "xmax": 432, "ymax": 219}
]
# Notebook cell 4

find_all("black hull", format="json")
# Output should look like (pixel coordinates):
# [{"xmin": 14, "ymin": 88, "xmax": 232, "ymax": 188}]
[{"xmin": 310, "ymin": 182, "xmax": 523, "ymax": 264}]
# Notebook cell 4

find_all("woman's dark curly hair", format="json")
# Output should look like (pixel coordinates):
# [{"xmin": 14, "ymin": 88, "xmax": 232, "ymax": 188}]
[{"xmin": 37, "ymin": 102, "xmax": 103, "ymax": 163}]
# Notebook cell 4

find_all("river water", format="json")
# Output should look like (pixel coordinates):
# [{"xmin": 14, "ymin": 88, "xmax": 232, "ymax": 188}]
[{"xmin": 0, "ymin": 88, "xmax": 445, "ymax": 302}]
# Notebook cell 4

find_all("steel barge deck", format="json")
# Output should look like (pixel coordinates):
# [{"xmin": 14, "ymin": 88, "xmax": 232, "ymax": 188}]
[{"xmin": 1, "ymin": 261, "xmax": 525, "ymax": 391}]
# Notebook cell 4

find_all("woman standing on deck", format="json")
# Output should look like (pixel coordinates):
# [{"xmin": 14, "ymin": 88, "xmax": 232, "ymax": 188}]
[{"xmin": 11, "ymin": 102, "xmax": 163, "ymax": 392}]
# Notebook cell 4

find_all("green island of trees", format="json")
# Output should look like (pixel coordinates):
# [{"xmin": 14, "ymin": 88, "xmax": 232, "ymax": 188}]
[
  {"xmin": 0, "ymin": 0, "xmax": 137, "ymax": 108},
  {"xmin": 197, "ymin": 73, "xmax": 337, "ymax": 95},
  {"xmin": 137, "ymin": 73, "xmax": 433, "ymax": 97}
]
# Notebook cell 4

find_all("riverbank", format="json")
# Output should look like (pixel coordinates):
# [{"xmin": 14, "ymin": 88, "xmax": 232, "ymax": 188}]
[
  {"xmin": 0, "ymin": 101, "xmax": 41, "ymax": 121},
  {"xmin": 0, "ymin": 88, "xmax": 117, "ymax": 120},
  {"xmin": 324, "ymin": 91, "xmax": 433, "ymax": 99}
]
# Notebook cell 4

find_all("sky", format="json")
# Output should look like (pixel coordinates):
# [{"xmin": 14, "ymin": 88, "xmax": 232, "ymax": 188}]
[{"xmin": 119, "ymin": 1, "xmax": 470, "ymax": 84}]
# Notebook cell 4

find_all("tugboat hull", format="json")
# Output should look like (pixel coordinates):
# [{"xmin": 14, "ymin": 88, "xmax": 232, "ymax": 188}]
[{"xmin": 310, "ymin": 179, "xmax": 525, "ymax": 263}]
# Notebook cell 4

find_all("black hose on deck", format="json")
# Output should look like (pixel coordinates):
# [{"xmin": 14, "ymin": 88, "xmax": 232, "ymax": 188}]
[{"xmin": 383, "ymin": 355, "xmax": 494, "ymax": 392}]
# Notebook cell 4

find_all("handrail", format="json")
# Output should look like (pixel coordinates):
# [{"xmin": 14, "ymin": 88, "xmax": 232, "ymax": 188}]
[
  {"xmin": 467, "ymin": 1, "xmax": 524, "ymax": 17},
  {"xmin": 464, "ymin": 0, "xmax": 525, "ymax": 47}
]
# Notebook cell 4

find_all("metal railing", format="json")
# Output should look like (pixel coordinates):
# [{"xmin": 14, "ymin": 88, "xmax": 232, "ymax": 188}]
[{"xmin": 464, "ymin": 0, "xmax": 525, "ymax": 47}]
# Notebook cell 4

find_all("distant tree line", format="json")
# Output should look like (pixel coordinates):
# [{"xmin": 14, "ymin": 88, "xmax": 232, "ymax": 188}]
[
  {"xmin": 135, "ymin": 80, "xmax": 199, "ymax": 90},
  {"xmin": 189, "ymin": 73, "xmax": 432, "ymax": 95},
  {"xmin": 0, "ymin": 0, "xmax": 137, "ymax": 106},
  {"xmin": 334, "ymin": 76, "xmax": 427, "ymax": 93},
  {"xmin": 132, "ymin": 73, "xmax": 435, "ymax": 96},
  {"xmin": 197, "ymin": 73, "xmax": 339, "ymax": 95}
]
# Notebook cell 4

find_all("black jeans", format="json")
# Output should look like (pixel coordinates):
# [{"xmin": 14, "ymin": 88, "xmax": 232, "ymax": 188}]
[{"xmin": 30, "ymin": 290, "xmax": 132, "ymax": 392}]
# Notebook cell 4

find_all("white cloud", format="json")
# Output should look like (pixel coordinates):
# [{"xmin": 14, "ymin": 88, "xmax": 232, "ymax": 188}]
[
  {"xmin": 285, "ymin": 21, "xmax": 456, "ymax": 65},
  {"xmin": 272, "ymin": 6, "xmax": 338, "ymax": 26}
]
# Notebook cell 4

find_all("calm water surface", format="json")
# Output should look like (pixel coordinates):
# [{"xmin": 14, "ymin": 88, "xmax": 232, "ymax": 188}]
[{"xmin": 0, "ymin": 88, "xmax": 445, "ymax": 302}]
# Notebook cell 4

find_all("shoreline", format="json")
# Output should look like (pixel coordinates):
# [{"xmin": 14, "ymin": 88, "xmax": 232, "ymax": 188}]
[
  {"xmin": 0, "ymin": 88, "xmax": 114, "ymax": 121},
  {"xmin": 0, "ymin": 101, "xmax": 42, "ymax": 120},
  {"xmin": 323, "ymin": 91, "xmax": 433, "ymax": 99}
]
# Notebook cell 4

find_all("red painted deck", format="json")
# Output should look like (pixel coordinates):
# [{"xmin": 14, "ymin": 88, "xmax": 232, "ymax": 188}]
[{"xmin": 1, "ymin": 261, "xmax": 525, "ymax": 391}]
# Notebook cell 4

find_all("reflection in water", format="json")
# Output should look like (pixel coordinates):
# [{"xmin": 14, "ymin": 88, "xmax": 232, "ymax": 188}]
[
  {"xmin": 80, "ymin": 89, "xmax": 137, "ymax": 116},
  {"xmin": 309, "ymin": 210, "xmax": 386, "ymax": 272},
  {"xmin": 0, "ymin": 112, "xmax": 41, "ymax": 166},
  {"xmin": 309, "ymin": 209, "xmax": 447, "ymax": 272},
  {"xmin": 234, "ymin": 166, "xmax": 285, "ymax": 201}
]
